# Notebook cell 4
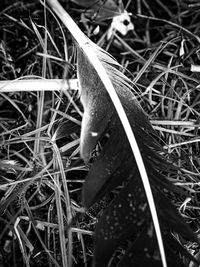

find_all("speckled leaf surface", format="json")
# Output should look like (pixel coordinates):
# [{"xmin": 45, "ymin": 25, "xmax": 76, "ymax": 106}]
[
  {"xmin": 93, "ymin": 173, "xmax": 149, "ymax": 267},
  {"xmin": 116, "ymin": 230, "xmax": 187, "ymax": 267}
]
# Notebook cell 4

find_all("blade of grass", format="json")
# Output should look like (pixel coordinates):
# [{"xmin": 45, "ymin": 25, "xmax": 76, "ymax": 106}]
[
  {"xmin": 52, "ymin": 141, "xmax": 73, "ymax": 267},
  {"xmin": 0, "ymin": 79, "xmax": 78, "ymax": 92}
]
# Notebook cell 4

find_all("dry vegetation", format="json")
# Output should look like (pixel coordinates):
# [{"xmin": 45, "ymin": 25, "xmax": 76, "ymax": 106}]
[{"xmin": 1, "ymin": 0, "xmax": 200, "ymax": 266}]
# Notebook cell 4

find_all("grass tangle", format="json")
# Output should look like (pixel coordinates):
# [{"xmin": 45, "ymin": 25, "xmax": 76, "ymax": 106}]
[{"xmin": 1, "ymin": 0, "xmax": 200, "ymax": 266}]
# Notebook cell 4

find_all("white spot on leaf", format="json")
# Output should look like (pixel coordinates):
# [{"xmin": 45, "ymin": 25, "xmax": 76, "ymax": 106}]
[{"xmin": 91, "ymin": 131, "xmax": 98, "ymax": 137}]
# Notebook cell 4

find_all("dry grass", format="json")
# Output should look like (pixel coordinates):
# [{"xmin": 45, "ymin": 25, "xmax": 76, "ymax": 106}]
[{"xmin": 1, "ymin": 0, "xmax": 200, "ymax": 266}]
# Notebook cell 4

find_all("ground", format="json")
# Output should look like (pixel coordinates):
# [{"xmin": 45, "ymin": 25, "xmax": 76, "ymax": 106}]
[{"xmin": 0, "ymin": 0, "xmax": 200, "ymax": 266}]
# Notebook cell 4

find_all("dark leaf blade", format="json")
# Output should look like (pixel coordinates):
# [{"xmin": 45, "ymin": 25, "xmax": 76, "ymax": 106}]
[
  {"xmin": 116, "ymin": 227, "xmax": 163, "ymax": 267},
  {"xmin": 82, "ymin": 119, "xmax": 133, "ymax": 208},
  {"xmin": 93, "ymin": 173, "xmax": 149, "ymax": 267}
]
